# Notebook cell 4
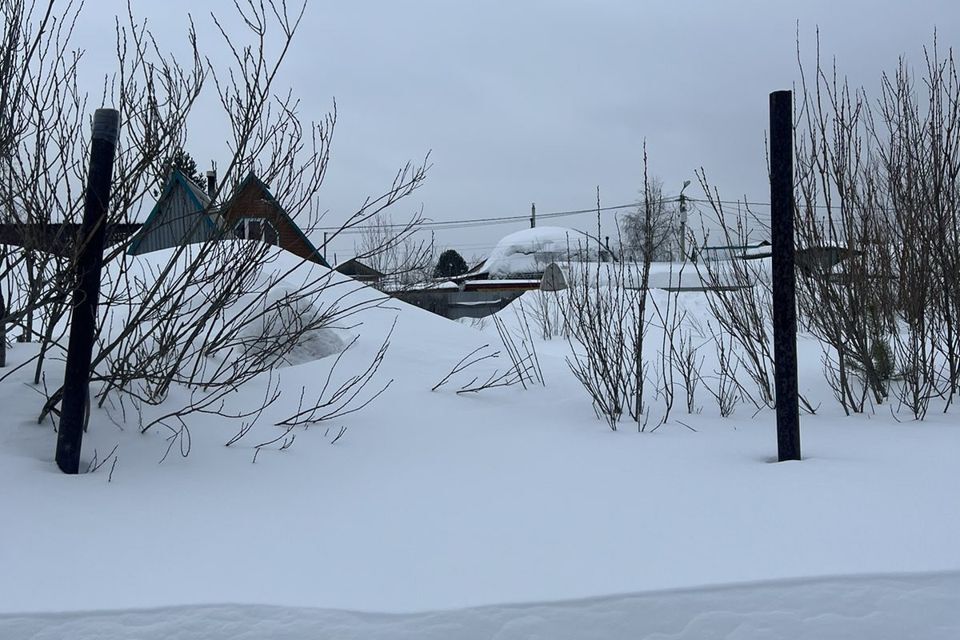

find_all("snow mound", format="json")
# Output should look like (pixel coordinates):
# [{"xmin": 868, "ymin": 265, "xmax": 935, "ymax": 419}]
[
  {"xmin": 236, "ymin": 285, "xmax": 348, "ymax": 368},
  {"xmin": 2, "ymin": 572, "xmax": 956, "ymax": 639}
]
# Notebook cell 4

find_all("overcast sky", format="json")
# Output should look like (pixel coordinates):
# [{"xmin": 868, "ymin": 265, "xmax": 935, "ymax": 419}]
[{"xmin": 75, "ymin": 1, "xmax": 959, "ymax": 262}]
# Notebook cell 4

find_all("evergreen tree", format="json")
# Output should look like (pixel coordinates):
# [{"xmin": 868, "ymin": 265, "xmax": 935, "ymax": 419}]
[
  {"xmin": 155, "ymin": 149, "xmax": 206, "ymax": 196},
  {"xmin": 433, "ymin": 248, "xmax": 469, "ymax": 278}
]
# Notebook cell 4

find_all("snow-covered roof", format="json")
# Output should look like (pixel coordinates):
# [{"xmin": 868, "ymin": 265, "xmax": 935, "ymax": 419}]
[{"xmin": 483, "ymin": 226, "xmax": 602, "ymax": 277}]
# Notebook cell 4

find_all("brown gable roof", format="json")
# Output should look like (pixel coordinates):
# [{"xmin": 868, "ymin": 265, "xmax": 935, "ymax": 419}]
[{"xmin": 219, "ymin": 173, "xmax": 329, "ymax": 267}]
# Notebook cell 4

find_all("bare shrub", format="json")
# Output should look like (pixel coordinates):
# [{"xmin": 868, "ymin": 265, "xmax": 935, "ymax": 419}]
[
  {"xmin": 648, "ymin": 266, "xmax": 704, "ymax": 421},
  {"xmin": 432, "ymin": 310, "xmax": 543, "ymax": 395},
  {"xmin": 563, "ymin": 260, "xmax": 637, "ymax": 429},
  {"xmin": 794, "ymin": 33, "xmax": 960, "ymax": 419},
  {"xmin": 1, "ymin": 1, "xmax": 426, "ymax": 461},
  {"xmin": 526, "ymin": 289, "xmax": 567, "ymax": 341},
  {"xmin": 276, "ymin": 320, "xmax": 395, "ymax": 428},
  {"xmin": 675, "ymin": 326, "xmax": 704, "ymax": 415},
  {"xmin": 704, "ymin": 323, "xmax": 741, "ymax": 417},
  {"xmin": 691, "ymin": 184, "xmax": 776, "ymax": 412},
  {"xmin": 432, "ymin": 344, "xmax": 500, "ymax": 392}
]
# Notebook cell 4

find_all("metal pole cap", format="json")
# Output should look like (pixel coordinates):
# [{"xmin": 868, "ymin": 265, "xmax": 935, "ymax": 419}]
[{"xmin": 92, "ymin": 109, "xmax": 121, "ymax": 145}]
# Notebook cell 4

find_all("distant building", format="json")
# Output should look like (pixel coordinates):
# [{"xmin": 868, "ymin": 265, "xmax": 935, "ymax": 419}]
[
  {"xmin": 126, "ymin": 169, "xmax": 218, "ymax": 255},
  {"xmin": 455, "ymin": 226, "xmax": 613, "ymax": 282},
  {"xmin": 219, "ymin": 173, "xmax": 327, "ymax": 266},
  {"xmin": 127, "ymin": 169, "xmax": 328, "ymax": 267},
  {"xmin": 333, "ymin": 258, "xmax": 383, "ymax": 284}
]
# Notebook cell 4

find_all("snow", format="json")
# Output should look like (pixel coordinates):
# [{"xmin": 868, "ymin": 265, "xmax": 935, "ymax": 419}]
[
  {"xmin": 235, "ymin": 284, "xmax": 348, "ymax": 367},
  {"xmin": 531, "ymin": 259, "xmax": 768, "ymax": 291},
  {"xmin": 415, "ymin": 280, "xmax": 460, "ymax": 290},
  {"xmin": 482, "ymin": 226, "xmax": 601, "ymax": 277},
  {"xmin": 2, "ymin": 572, "xmax": 958, "ymax": 639},
  {"xmin": 466, "ymin": 278, "xmax": 542, "ymax": 286},
  {"xmin": 560, "ymin": 261, "xmax": 721, "ymax": 289},
  {"xmin": 2, "ymin": 249, "xmax": 959, "ymax": 636}
]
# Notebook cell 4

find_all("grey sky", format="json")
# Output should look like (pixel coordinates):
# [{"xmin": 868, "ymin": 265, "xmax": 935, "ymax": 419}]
[{"xmin": 79, "ymin": 1, "xmax": 958, "ymax": 262}]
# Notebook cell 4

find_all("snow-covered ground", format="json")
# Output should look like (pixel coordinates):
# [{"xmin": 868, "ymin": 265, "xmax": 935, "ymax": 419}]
[
  {"xmin": 2, "ymin": 257, "xmax": 959, "ymax": 637},
  {"xmin": 3, "ymin": 572, "xmax": 958, "ymax": 639}
]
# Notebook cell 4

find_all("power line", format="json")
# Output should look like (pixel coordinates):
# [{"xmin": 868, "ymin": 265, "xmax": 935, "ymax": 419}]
[
  {"xmin": 314, "ymin": 194, "xmax": 900, "ymax": 239},
  {"xmin": 687, "ymin": 196, "xmax": 909, "ymax": 212},
  {"xmin": 304, "ymin": 197, "xmax": 683, "ymax": 235},
  {"xmin": 316, "ymin": 194, "xmax": 791, "ymax": 256}
]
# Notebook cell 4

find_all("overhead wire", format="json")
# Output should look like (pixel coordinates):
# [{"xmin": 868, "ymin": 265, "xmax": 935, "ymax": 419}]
[
  {"xmin": 315, "ymin": 193, "xmax": 809, "ymax": 260},
  {"xmin": 320, "ymin": 192, "xmax": 903, "ymax": 258},
  {"xmin": 304, "ymin": 197, "xmax": 684, "ymax": 235}
]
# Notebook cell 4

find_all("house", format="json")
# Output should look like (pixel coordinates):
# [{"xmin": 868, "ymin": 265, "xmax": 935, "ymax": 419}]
[
  {"xmin": 218, "ymin": 173, "xmax": 328, "ymax": 266},
  {"xmin": 456, "ymin": 226, "xmax": 613, "ymax": 283},
  {"xmin": 127, "ymin": 169, "xmax": 218, "ymax": 255},
  {"xmin": 128, "ymin": 169, "xmax": 329, "ymax": 268},
  {"xmin": 451, "ymin": 260, "xmax": 489, "ymax": 284}
]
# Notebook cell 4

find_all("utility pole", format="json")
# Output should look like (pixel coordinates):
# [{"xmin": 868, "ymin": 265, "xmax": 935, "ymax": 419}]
[
  {"xmin": 678, "ymin": 179, "xmax": 691, "ymax": 261},
  {"xmin": 56, "ymin": 109, "xmax": 120, "ymax": 474},
  {"xmin": 530, "ymin": 202, "xmax": 536, "ymax": 229},
  {"xmin": 323, "ymin": 231, "xmax": 329, "ymax": 262},
  {"xmin": 769, "ymin": 90, "xmax": 801, "ymax": 462}
]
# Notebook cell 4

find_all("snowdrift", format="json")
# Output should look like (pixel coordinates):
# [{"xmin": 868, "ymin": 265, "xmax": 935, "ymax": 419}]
[
  {"xmin": 1, "ymin": 240, "xmax": 958, "ymax": 639},
  {"xmin": 2, "ymin": 571, "xmax": 957, "ymax": 639}
]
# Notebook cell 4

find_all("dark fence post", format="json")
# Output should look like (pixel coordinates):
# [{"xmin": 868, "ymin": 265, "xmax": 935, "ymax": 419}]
[
  {"xmin": 55, "ymin": 109, "xmax": 120, "ymax": 474},
  {"xmin": 769, "ymin": 90, "xmax": 801, "ymax": 462}
]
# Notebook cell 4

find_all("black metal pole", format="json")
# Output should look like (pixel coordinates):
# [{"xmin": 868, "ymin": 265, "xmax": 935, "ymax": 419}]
[
  {"xmin": 769, "ymin": 90, "xmax": 801, "ymax": 462},
  {"xmin": 0, "ymin": 292, "xmax": 6, "ymax": 368},
  {"xmin": 55, "ymin": 109, "xmax": 120, "ymax": 474}
]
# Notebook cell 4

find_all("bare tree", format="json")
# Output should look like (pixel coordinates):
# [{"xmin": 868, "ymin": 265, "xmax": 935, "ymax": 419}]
[
  {"xmin": 619, "ymin": 177, "xmax": 679, "ymax": 263},
  {"xmin": 354, "ymin": 209, "xmax": 434, "ymax": 290}
]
